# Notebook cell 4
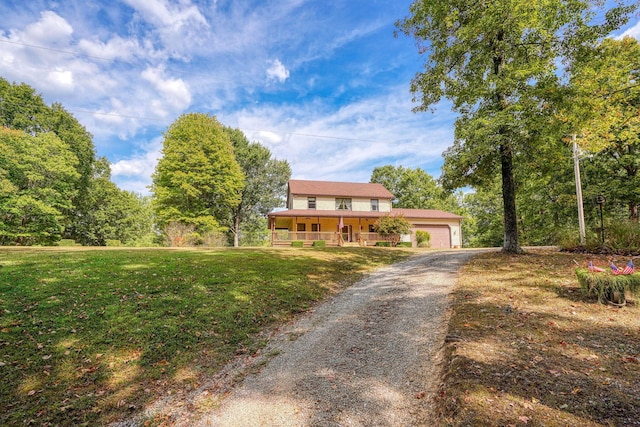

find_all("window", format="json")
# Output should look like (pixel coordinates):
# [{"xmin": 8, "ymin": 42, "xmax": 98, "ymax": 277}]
[
  {"xmin": 307, "ymin": 197, "xmax": 316, "ymax": 209},
  {"xmin": 335, "ymin": 198, "xmax": 352, "ymax": 210},
  {"xmin": 297, "ymin": 224, "xmax": 306, "ymax": 232},
  {"xmin": 371, "ymin": 199, "xmax": 379, "ymax": 211},
  {"xmin": 369, "ymin": 224, "xmax": 376, "ymax": 232},
  {"xmin": 311, "ymin": 224, "xmax": 320, "ymax": 232}
]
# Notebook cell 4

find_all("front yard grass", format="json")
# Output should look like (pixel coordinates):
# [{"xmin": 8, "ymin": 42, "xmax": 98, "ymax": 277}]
[
  {"xmin": 0, "ymin": 247, "xmax": 412, "ymax": 426},
  {"xmin": 436, "ymin": 248, "xmax": 640, "ymax": 426}
]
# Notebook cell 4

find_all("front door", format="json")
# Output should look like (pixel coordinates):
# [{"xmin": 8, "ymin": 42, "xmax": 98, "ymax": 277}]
[{"xmin": 341, "ymin": 225, "xmax": 352, "ymax": 242}]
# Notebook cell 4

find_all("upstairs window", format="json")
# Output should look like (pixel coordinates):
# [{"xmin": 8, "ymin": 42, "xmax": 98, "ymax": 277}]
[
  {"xmin": 307, "ymin": 197, "xmax": 316, "ymax": 209},
  {"xmin": 336, "ymin": 198, "xmax": 352, "ymax": 211},
  {"xmin": 371, "ymin": 199, "xmax": 379, "ymax": 211}
]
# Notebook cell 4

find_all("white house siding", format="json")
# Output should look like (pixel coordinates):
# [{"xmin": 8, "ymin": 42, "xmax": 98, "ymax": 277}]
[{"xmin": 290, "ymin": 195, "xmax": 392, "ymax": 213}]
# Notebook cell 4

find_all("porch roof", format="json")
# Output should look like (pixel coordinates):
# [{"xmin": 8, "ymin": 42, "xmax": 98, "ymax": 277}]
[{"xmin": 268, "ymin": 208, "xmax": 463, "ymax": 220}]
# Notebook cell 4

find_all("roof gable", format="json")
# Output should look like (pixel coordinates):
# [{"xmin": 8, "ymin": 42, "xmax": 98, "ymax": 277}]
[{"xmin": 288, "ymin": 179, "xmax": 393, "ymax": 199}]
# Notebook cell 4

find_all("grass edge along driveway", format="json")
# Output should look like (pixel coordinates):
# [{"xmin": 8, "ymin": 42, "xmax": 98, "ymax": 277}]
[
  {"xmin": 435, "ymin": 248, "xmax": 640, "ymax": 426},
  {"xmin": 0, "ymin": 247, "xmax": 412, "ymax": 426}
]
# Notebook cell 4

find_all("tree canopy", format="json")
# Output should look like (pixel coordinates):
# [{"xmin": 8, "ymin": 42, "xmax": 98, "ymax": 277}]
[
  {"xmin": 224, "ymin": 127, "xmax": 291, "ymax": 247},
  {"xmin": 370, "ymin": 165, "xmax": 461, "ymax": 212},
  {"xmin": 0, "ymin": 128, "xmax": 79, "ymax": 245},
  {"xmin": 396, "ymin": 0, "xmax": 637, "ymax": 253},
  {"xmin": 151, "ymin": 113, "xmax": 245, "ymax": 238},
  {"xmin": 0, "ymin": 77, "xmax": 98, "ymax": 243}
]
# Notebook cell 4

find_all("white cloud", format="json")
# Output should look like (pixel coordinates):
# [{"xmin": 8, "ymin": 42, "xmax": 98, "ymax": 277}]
[
  {"xmin": 19, "ymin": 11, "xmax": 73, "ymax": 46},
  {"xmin": 225, "ymin": 86, "xmax": 454, "ymax": 183},
  {"xmin": 141, "ymin": 66, "xmax": 192, "ymax": 111},
  {"xmin": 617, "ymin": 20, "xmax": 640, "ymax": 40},
  {"xmin": 254, "ymin": 131, "xmax": 283, "ymax": 144},
  {"xmin": 123, "ymin": 0, "xmax": 209, "ymax": 52},
  {"xmin": 77, "ymin": 35, "xmax": 143, "ymax": 61},
  {"xmin": 266, "ymin": 59, "xmax": 290, "ymax": 83},
  {"xmin": 46, "ymin": 69, "xmax": 73, "ymax": 88},
  {"xmin": 124, "ymin": 0, "xmax": 207, "ymax": 29},
  {"xmin": 111, "ymin": 138, "xmax": 163, "ymax": 194}
]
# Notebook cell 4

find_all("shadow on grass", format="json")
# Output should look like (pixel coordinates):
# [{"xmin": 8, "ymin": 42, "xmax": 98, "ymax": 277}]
[
  {"xmin": 437, "ymin": 250, "xmax": 640, "ymax": 426},
  {"xmin": 0, "ymin": 247, "xmax": 412, "ymax": 425}
]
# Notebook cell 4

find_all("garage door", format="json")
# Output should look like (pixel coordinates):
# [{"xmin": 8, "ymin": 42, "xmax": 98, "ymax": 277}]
[{"xmin": 413, "ymin": 225, "xmax": 451, "ymax": 248}]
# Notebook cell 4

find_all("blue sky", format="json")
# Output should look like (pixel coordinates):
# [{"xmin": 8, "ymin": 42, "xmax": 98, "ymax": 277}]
[{"xmin": 0, "ymin": 1, "xmax": 638, "ymax": 195}]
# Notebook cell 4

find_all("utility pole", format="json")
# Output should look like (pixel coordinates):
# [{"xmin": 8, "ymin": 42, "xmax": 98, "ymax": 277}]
[{"xmin": 572, "ymin": 134, "xmax": 586, "ymax": 245}]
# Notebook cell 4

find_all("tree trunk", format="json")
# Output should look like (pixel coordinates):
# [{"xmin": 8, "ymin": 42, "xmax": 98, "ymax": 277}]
[
  {"xmin": 233, "ymin": 215, "xmax": 240, "ymax": 247},
  {"xmin": 500, "ymin": 143, "xmax": 523, "ymax": 253},
  {"xmin": 630, "ymin": 202, "xmax": 638, "ymax": 221},
  {"xmin": 492, "ymin": 31, "xmax": 522, "ymax": 254}
]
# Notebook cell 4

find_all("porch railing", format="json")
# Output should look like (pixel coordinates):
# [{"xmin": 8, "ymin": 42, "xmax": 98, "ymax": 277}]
[
  {"xmin": 273, "ymin": 231, "xmax": 339, "ymax": 243},
  {"xmin": 272, "ymin": 231, "xmax": 395, "ymax": 246}
]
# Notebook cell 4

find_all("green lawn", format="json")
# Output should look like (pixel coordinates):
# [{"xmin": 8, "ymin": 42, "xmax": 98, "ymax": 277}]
[{"xmin": 0, "ymin": 247, "xmax": 412, "ymax": 426}]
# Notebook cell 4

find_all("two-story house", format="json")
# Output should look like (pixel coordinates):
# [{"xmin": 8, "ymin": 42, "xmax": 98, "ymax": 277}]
[{"xmin": 268, "ymin": 179, "xmax": 463, "ymax": 248}]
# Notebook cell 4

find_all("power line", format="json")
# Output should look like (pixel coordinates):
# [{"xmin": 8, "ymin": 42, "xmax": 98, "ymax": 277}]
[
  {"xmin": 0, "ymin": 98, "xmax": 401, "ymax": 145},
  {"xmin": 0, "ymin": 39, "xmax": 398, "ymax": 108},
  {"xmin": 0, "ymin": 39, "xmax": 123, "ymax": 63}
]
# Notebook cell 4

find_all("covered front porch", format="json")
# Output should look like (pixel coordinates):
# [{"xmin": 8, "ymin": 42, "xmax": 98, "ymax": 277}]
[{"xmin": 268, "ymin": 211, "xmax": 390, "ymax": 247}]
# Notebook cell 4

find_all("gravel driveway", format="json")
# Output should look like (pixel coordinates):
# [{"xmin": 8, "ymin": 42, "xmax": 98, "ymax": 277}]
[{"xmin": 189, "ymin": 249, "xmax": 478, "ymax": 427}]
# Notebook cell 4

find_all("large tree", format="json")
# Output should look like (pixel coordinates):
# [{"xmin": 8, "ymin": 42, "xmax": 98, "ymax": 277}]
[
  {"xmin": 223, "ymin": 127, "xmax": 291, "ymax": 247},
  {"xmin": 396, "ymin": 0, "xmax": 636, "ymax": 253},
  {"xmin": 0, "ymin": 128, "xmax": 79, "ymax": 245},
  {"xmin": 0, "ymin": 77, "xmax": 96, "ymax": 241},
  {"xmin": 151, "ymin": 113, "xmax": 244, "ymax": 240}
]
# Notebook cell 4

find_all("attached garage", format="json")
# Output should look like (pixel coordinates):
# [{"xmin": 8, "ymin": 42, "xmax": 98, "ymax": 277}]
[{"xmin": 412, "ymin": 224, "xmax": 451, "ymax": 248}]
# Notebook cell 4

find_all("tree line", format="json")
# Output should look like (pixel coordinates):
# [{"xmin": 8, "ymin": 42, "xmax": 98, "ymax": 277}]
[{"xmin": 0, "ymin": 78, "xmax": 290, "ymax": 247}]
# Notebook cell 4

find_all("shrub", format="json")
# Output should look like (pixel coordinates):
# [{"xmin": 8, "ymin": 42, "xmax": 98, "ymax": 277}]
[
  {"xmin": 575, "ymin": 268, "xmax": 640, "ymax": 304},
  {"xmin": 416, "ymin": 230, "xmax": 431, "ymax": 248},
  {"xmin": 375, "ymin": 241, "xmax": 391, "ymax": 247},
  {"xmin": 606, "ymin": 220, "xmax": 640, "ymax": 254},
  {"xmin": 291, "ymin": 241, "xmax": 304, "ymax": 247},
  {"xmin": 163, "ymin": 222, "xmax": 196, "ymax": 247},
  {"xmin": 106, "ymin": 239, "xmax": 122, "ymax": 247},
  {"xmin": 312, "ymin": 240, "xmax": 326, "ymax": 247},
  {"xmin": 58, "ymin": 239, "xmax": 77, "ymax": 246},
  {"xmin": 374, "ymin": 214, "xmax": 411, "ymax": 247},
  {"xmin": 397, "ymin": 242, "xmax": 412, "ymax": 248},
  {"xmin": 200, "ymin": 231, "xmax": 228, "ymax": 247}
]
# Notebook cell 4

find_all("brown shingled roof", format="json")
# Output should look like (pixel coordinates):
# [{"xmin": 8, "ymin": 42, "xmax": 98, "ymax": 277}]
[
  {"xmin": 288, "ymin": 179, "xmax": 394, "ymax": 199},
  {"xmin": 392, "ymin": 208, "xmax": 464, "ymax": 220}
]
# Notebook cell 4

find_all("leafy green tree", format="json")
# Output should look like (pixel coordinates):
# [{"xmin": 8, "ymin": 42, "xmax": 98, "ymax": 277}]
[
  {"xmin": 371, "ymin": 165, "xmax": 436, "ymax": 207},
  {"xmin": 462, "ymin": 183, "xmax": 503, "ymax": 248},
  {"xmin": 374, "ymin": 214, "xmax": 412, "ymax": 247},
  {"xmin": 151, "ymin": 113, "xmax": 244, "ymax": 240},
  {"xmin": 396, "ymin": 0, "xmax": 636, "ymax": 253},
  {"xmin": 569, "ymin": 37, "xmax": 640, "ymax": 220},
  {"xmin": 224, "ymin": 127, "xmax": 291, "ymax": 247},
  {"xmin": 0, "ymin": 77, "xmax": 96, "ymax": 241},
  {"xmin": 370, "ymin": 165, "xmax": 462, "ymax": 211},
  {"xmin": 77, "ymin": 158, "xmax": 155, "ymax": 246},
  {"xmin": 238, "ymin": 216, "xmax": 271, "ymax": 247},
  {"xmin": 0, "ymin": 127, "xmax": 79, "ymax": 245}
]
